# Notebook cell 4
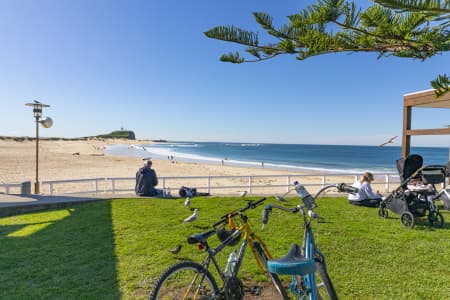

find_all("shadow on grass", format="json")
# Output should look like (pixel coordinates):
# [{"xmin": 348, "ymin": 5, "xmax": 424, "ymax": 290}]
[{"xmin": 0, "ymin": 201, "xmax": 120, "ymax": 299}]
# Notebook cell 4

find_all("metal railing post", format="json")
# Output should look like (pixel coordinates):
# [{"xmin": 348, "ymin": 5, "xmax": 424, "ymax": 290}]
[
  {"xmin": 49, "ymin": 183, "xmax": 54, "ymax": 195},
  {"xmin": 112, "ymin": 179, "xmax": 116, "ymax": 194},
  {"xmin": 207, "ymin": 177, "xmax": 211, "ymax": 194},
  {"xmin": 162, "ymin": 178, "xmax": 166, "ymax": 189},
  {"xmin": 6, "ymin": 186, "xmax": 9, "ymax": 194},
  {"xmin": 248, "ymin": 176, "xmax": 252, "ymax": 194},
  {"xmin": 94, "ymin": 179, "xmax": 99, "ymax": 194},
  {"xmin": 385, "ymin": 175, "xmax": 390, "ymax": 192},
  {"xmin": 286, "ymin": 175, "xmax": 290, "ymax": 192},
  {"xmin": 322, "ymin": 176, "xmax": 326, "ymax": 188}
]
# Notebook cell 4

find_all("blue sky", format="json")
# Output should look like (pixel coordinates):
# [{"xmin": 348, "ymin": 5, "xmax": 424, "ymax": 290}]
[{"xmin": 0, "ymin": 0, "xmax": 448, "ymax": 146}]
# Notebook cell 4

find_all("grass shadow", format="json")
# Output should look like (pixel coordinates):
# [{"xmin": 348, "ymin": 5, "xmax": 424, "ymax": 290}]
[{"xmin": 0, "ymin": 201, "xmax": 121, "ymax": 299}]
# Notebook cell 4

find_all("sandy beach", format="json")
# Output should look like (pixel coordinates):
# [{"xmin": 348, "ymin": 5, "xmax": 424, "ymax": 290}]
[{"xmin": 0, "ymin": 139, "xmax": 376, "ymax": 195}]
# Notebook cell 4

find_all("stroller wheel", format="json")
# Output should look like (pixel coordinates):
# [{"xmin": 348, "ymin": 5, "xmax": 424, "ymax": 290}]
[
  {"xmin": 429, "ymin": 211, "xmax": 444, "ymax": 228},
  {"xmin": 400, "ymin": 211, "xmax": 415, "ymax": 229},
  {"xmin": 378, "ymin": 207, "xmax": 388, "ymax": 218}
]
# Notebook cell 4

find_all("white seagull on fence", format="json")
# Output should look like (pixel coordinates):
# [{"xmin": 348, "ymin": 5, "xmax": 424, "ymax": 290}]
[
  {"xmin": 379, "ymin": 136, "xmax": 398, "ymax": 147},
  {"xmin": 184, "ymin": 197, "xmax": 191, "ymax": 207},
  {"xmin": 183, "ymin": 209, "xmax": 198, "ymax": 223}
]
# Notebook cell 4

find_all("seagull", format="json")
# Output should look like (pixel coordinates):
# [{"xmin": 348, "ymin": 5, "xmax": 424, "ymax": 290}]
[
  {"xmin": 184, "ymin": 197, "xmax": 191, "ymax": 206},
  {"xmin": 169, "ymin": 244, "xmax": 182, "ymax": 254},
  {"xmin": 308, "ymin": 210, "xmax": 322, "ymax": 219},
  {"xmin": 183, "ymin": 209, "xmax": 198, "ymax": 223},
  {"xmin": 379, "ymin": 136, "xmax": 398, "ymax": 147},
  {"xmin": 239, "ymin": 191, "xmax": 247, "ymax": 198}
]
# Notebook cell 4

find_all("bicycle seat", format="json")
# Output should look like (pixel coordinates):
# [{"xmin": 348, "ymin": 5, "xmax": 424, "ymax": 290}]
[
  {"xmin": 267, "ymin": 244, "xmax": 316, "ymax": 276},
  {"xmin": 187, "ymin": 230, "xmax": 216, "ymax": 244}
]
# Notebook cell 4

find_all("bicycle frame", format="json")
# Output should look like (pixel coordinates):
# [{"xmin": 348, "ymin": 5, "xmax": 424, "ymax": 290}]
[
  {"xmin": 199, "ymin": 213, "xmax": 274, "ymax": 280},
  {"xmin": 265, "ymin": 183, "xmax": 352, "ymax": 300},
  {"xmin": 301, "ymin": 219, "xmax": 327, "ymax": 300},
  {"xmin": 187, "ymin": 200, "xmax": 275, "ymax": 299}
]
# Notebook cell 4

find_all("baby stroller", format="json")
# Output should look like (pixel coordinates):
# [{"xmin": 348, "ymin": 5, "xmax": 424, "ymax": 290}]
[{"xmin": 378, "ymin": 154, "xmax": 446, "ymax": 228}]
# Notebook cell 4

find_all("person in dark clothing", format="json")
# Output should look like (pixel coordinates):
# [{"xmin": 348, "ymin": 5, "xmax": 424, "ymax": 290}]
[{"xmin": 135, "ymin": 160, "xmax": 159, "ymax": 196}]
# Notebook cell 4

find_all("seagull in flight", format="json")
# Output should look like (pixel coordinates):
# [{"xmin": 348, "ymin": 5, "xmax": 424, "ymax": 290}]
[
  {"xmin": 379, "ymin": 136, "xmax": 398, "ymax": 147},
  {"xmin": 183, "ymin": 209, "xmax": 198, "ymax": 223}
]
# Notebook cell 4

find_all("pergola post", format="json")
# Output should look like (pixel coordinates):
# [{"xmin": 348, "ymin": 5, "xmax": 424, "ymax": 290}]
[{"xmin": 402, "ymin": 105, "xmax": 411, "ymax": 158}]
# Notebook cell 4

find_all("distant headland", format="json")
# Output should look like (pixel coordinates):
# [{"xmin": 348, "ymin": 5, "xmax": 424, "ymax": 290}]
[{"xmin": 0, "ymin": 130, "xmax": 138, "ymax": 141}]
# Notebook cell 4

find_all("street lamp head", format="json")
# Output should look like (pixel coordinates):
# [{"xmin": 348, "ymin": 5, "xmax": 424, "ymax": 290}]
[
  {"xmin": 25, "ymin": 101, "xmax": 50, "ymax": 119},
  {"xmin": 39, "ymin": 117, "xmax": 53, "ymax": 128}
]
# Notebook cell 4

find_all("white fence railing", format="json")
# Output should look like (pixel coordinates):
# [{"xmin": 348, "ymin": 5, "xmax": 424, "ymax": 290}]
[{"xmin": 0, "ymin": 173, "xmax": 401, "ymax": 196}]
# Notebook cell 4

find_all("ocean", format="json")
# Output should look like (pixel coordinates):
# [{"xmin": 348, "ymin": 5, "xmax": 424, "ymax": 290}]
[{"xmin": 106, "ymin": 142, "xmax": 449, "ymax": 174}]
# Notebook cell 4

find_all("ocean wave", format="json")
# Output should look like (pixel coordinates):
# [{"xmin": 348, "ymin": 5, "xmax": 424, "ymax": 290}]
[
  {"xmin": 119, "ymin": 145, "xmax": 395, "ymax": 174},
  {"xmin": 107, "ymin": 144, "xmax": 397, "ymax": 174},
  {"xmin": 224, "ymin": 143, "xmax": 262, "ymax": 147}
]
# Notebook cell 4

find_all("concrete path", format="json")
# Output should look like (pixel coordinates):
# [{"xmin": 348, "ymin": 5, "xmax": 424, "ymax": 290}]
[{"xmin": 0, "ymin": 193, "xmax": 139, "ymax": 217}]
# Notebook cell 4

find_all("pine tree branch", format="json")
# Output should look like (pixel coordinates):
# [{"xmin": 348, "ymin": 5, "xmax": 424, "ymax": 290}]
[{"xmin": 374, "ymin": 0, "xmax": 450, "ymax": 14}]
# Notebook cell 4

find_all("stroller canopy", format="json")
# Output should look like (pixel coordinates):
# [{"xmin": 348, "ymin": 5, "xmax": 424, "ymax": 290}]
[{"xmin": 396, "ymin": 154, "xmax": 423, "ymax": 182}]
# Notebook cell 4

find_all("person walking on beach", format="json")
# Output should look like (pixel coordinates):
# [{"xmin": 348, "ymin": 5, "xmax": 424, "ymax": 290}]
[
  {"xmin": 135, "ymin": 159, "xmax": 159, "ymax": 196},
  {"xmin": 348, "ymin": 172, "xmax": 382, "ymax": 207}
]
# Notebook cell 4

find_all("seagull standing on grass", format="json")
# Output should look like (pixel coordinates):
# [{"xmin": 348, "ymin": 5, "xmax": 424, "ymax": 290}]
[
  {"xmin": 169, "ymin": 244, "xmax": 182, "ymax": 254},
  {"xmin": 183, "ymin": 209, "xmax": 199, "ymax": 223},
  {"xmin": 184, "ymin": 197, "xmax": 191, "ymax": 207},
  {"xmin": 239, "ymin": 191, "xmax": 247, "ymax": 198},
  {"xmin": 379, "ymin": 136, "xmax": 398, "ymax": 147}
]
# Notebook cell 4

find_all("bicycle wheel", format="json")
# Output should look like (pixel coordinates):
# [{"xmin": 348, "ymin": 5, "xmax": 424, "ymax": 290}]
[
  {"xmin": 149, "ymin": 261, "xmax": 219, "ymax": 300},
  {"xmin": 314, "ymin": 261, "xmax": 338, "ymax": 300},
  {"xmin": 253, "ymin": 241, "xmax": 290, "ymax": 299}
]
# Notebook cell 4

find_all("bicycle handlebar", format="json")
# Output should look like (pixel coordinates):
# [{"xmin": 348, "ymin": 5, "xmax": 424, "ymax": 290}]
[
  {"xmin": 262, "ymin": 204, "xmax": 299, "ymax": 225},
  {"xmin": 262, "ymin": 183, "xmax": 358, "ymax": 228},
  {"xmin": 336, "ymin": 183, "xmax": 358, "ymax": 194},
  {"xmin": 213, "ymin": 197, "xmax": 267, "ymax": 227}
]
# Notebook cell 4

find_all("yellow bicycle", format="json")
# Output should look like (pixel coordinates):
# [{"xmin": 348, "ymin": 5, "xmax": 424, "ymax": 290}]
[{"xmin": 149, "ymin": 197, "xmax": 289, "ymax": 299}]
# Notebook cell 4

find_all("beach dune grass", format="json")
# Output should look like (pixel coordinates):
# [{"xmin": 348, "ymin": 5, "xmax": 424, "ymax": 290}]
[{"xmin": 1, "ymin": 197, "xmax": 450, "ymax": 299}]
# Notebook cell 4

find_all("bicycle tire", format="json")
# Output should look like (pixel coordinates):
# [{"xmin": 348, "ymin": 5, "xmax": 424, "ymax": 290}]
[
  {"xmin": 315, "ymin": 261, "xmax": 338, "ymax": 300},
  {"xmin": 149, "ymin": 261, "xmax": 219, "ymax": 300},
  {"xmin": 253, "ymin": 241, "xmax": 290, "ymax": 299}
]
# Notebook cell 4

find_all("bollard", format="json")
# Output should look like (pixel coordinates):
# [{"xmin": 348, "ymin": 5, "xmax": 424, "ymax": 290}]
[{"xmin": 21, "ymin": 181, "xmax": 31, "ymax": 195}]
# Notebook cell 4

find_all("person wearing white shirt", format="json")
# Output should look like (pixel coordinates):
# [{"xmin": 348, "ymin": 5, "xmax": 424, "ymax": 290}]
[{"xmin": 348, "ymin": 172, "xmax": 382, "ymax": 207}]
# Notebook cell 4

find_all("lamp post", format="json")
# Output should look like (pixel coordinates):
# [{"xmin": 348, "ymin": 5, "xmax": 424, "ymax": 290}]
[{"xmin": 25, "ymin": 101, "xmax": 53, "ymax": 194}]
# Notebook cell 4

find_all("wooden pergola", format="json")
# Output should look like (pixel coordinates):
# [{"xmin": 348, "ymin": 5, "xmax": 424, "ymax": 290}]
[{"xmin": 402, "ymin": 89, "xmax": 450, "ymax": 157}]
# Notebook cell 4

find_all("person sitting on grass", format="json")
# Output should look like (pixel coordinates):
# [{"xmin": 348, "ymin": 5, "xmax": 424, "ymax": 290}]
[
  {"xmin": 348, "ymin": 172, "xmax": 382, "ymax": 207},
  {"xmin": 135, "ymin": 159, "xmax": 160, "ymax": 197}
]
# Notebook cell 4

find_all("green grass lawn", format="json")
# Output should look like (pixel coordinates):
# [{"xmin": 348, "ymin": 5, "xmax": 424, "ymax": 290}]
[{"xmin": 1, "ymin": 196, "xmax": 450, "ymax": 299}]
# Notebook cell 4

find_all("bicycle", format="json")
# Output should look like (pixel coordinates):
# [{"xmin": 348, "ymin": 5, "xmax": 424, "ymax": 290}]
[
  {"xmin": 262, "ymin": 182, "xmax": 358, "ymax": 300},
  {"xmin": 149, "ymin": 197, "xmax": 290, "ymax": 300}
]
